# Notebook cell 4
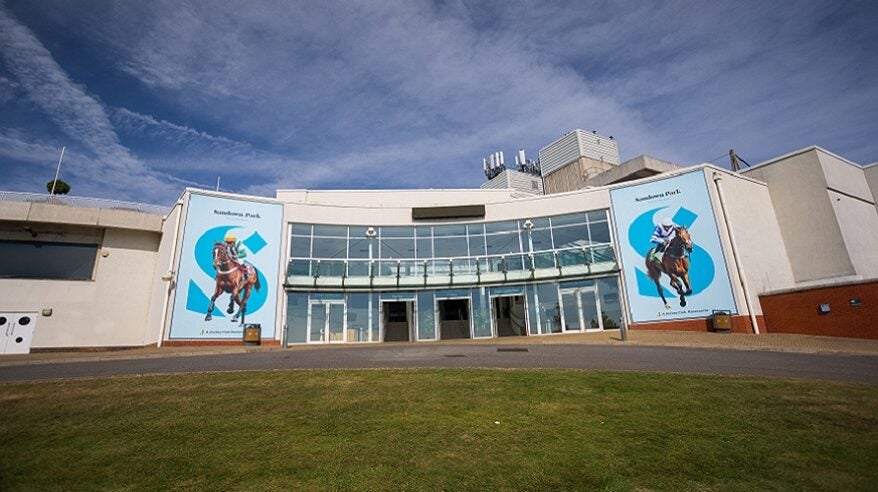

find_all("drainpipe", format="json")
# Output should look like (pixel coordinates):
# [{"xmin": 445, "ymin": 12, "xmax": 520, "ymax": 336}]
[
  {"xmin": 712, "ymin": 172, "xmax": 760, "ymax": 334},
  {"xmin": 156, "ymin": 200, "xmax": 185, "ymax": 347}
]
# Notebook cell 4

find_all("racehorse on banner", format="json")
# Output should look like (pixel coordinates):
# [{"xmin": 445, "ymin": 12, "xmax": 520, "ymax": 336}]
[
  {"xmin": 645, "ymin": 226, "xmax": 694, "ymax": 309},
  {"xmin": 205, "ymin": 242, "xmax": 261, "ymax": 325}
]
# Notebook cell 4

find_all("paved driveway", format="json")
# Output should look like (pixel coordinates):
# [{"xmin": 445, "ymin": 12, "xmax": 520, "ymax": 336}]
[{"xmin": 2, "ymin": 344, "xmax": 878, "ymax": 384}]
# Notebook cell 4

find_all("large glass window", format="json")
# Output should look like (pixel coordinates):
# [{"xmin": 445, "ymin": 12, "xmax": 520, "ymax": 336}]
[
  {"xmin": 346, "ymin": 293, "xmax": 373, "ymax": 342},
  {"xmin": 417, "ymin": 291, "xmax": 436, "ymax": 340},
  {"xmin": 536, "ymin": 283, "xmax": 562, "ymax": 334},
  {"xmin": 288, "ymin": 208, "xmax": 612, "ymax": 270},
  {"xmin": 596, "ymin": 277, "xmax": 624, "ymax": 329},
  {"xmin": 0, "ymin": 240, "xmax": 97, "ymax": 280},
  {"xmin": 286, "ymin": 292, "xmax": 309, "ymax": 343}
]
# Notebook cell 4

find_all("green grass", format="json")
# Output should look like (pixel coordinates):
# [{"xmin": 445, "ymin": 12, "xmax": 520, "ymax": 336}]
[{"xmin": 1, "ymin": 369, "xmax": 877, "ymax": 491}]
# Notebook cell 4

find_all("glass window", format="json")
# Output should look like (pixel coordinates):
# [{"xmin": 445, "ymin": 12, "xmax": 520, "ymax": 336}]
[
  {"xmin": 349, "ymin": 226, "xmax": 371, "ymax": 238},
  {"xmin": 417, "ymin": 291, "xmax": 436, "ymax": 340},
  {"xmin": 0, "ymin": 241, "xmax": 97, "ymax": 280},
  {"xmin": 348, "ymin": 238, "xmax": 371, "ymax": 259},
  {"xmin": 381, "ymin": 226, "xmax": 414, "ymax": 238},
  {"xmin": 589, "ymin": 221, "xmax": 611, "ymax": 244},
  {"xmin": 485, "ymin": 232, "xmax": 521, "ymax": 256},
  {"xmin": 471, "ymin": 288, "xmax": 491, "ymax": 337},
  {"xmin": 552, "ymin": 224, "xmax": 590, "ymax": 249},
  {"xmin": 286, "ymin": 292, "xmax": 309, "ymax": 344},
  {"xmin": 380, "ymin": 238, "xmax": 415, "ymax": 259},
  {"xmin": 529, "ymin": 217, "xmax": 550, "ymax": 229},
  {"xmin": 312, "ymin": 225, "xmax": 347, "ymax": 237},
  {"xmin": 587, "ymin": 210, "xmax": 608, "ymax": 222},
  {"xmin": 597, "ymin": 277, "xmax": 624, "ymax": 330},
  {"xmin": 433, "ymin": 236, "xmax": 468, "ymax": 258},
  {"xmin": 433, "ymin": 224, "xmax": 467, "ymax": 237},
  {"xmin": 525, "ymin": 284, "xmax": 540, "ymax": 335},
  {"xmin": 415, "ymin": 237, "xmax": 432, "ymax": 259},
  {"xmin": 312, "ymin": 237, "xmax": 347, "ymax": 259},
  {"xmin": 528, "ymin": 228, "xmax": 552, "ymax": 252},
  {"xmin": 550, "ymin": 213, "xmax": 587, "ymax": 227},
  {"xmin": 536, "ymin": 283, "xmax": 562, "ymax": 334},
  {"xmin": 485, "ymin": 221, "xmax": 519, "ymax": 233},
  {"xmin": 289, "ymin": 235, "xmax": 311, "ymax": 257},
  {"xmin": 291, "ymin": 224, "xmax": 311, "ymax": 235},
  {"xmin": 346, "ymin": 293, "xmax": 372, "ymax": 342}
]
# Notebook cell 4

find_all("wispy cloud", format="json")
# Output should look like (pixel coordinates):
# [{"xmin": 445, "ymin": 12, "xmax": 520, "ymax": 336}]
[
  {"xmin": 0, "ymin": 0, "xmax": 876, "ymax": 203},
  {"xmin": 0, "ymin": 3, "xmax": 184, "ymax": 202}
]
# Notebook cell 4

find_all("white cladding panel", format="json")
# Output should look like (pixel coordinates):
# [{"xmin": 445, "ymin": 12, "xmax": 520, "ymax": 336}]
[
  {"xmin": 507, "ymin": 170, "xmax": 543, "ymax": 194},
  {"xmin": 539, "ymin": 129, "xmax": 620, "ymax": 176},
  {"xmin": 480, "ymin": 173, "xmax": 509, "ymax": 190}
]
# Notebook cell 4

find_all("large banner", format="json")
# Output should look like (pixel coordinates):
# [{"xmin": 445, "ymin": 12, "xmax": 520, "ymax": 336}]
[
  {"xmin": 610, "ymin": 170, "xmax": 737, "ymax": 323},
  {"xmin": 169, "ymin": 193, "xmax": 283, "ymax": 339}
]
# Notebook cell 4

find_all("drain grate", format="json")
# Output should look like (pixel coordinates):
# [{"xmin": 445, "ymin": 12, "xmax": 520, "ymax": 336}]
[{"xmin": 497, "ymin": 347, "xmax": 529, "ymax": 352}]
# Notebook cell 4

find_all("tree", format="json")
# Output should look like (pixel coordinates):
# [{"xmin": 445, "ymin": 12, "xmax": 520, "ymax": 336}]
[{"xmin": 46, "ymin": 179, "xmax": 71, "ymax": 195}]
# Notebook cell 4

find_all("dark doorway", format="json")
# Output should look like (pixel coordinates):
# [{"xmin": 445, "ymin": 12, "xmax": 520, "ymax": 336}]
[
  {"xmin": 438, "ymin": 298, "xmax": 471, "ymax": 340},
  {"xmin": 382, "ymin": 301, "xmax": 413, "ymax": 342},
  {"xmin": 493, "ymin": 296, "xmax": 527, "ymax": 336}
]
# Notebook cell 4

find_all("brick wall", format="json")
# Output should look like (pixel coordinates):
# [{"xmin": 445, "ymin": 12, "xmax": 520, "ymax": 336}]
[
  {"xmin": 163, "ymin": 339, "xmax": 281, "ymax": 347},
  {"xmin": 630, "ymin": 315, "xmax": 761, "ymax": 334},
  {"xmin": 758, "ymin": 280, "xmax": 878, "ymax": 339}
]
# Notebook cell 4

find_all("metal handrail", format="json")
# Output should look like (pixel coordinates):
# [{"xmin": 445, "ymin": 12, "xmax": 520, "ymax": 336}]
[
  {"xmin": 0, "ymin": 190, "xmax": 169, "ymax": 216},
  {"xmin": 287, "ymin": 243, "xmax": 615, "ymax": 279}
]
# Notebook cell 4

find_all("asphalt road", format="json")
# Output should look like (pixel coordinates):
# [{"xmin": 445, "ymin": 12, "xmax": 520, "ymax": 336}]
[{"xmin": 2, "ymin": 344, "xmax": 878, "ymax": 384}]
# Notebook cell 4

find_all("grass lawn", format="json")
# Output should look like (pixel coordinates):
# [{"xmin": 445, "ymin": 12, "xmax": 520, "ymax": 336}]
[{"xmin": 1, "ymin": 369, "xmax": 877, "ymax": 491}]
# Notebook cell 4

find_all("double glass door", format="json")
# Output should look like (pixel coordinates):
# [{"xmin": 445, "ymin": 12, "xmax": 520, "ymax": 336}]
[
  {"xmin": 308, "ymin": 302, "xmax": 345, "ymax": 343},
  {"xmin": 561, "ymin": 287, "xmax": 602, "ymax": 332}
]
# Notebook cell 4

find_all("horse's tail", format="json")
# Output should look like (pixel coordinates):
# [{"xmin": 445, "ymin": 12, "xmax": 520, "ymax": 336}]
[{"xmin": 253, "ymin": 268, "xmax": 262, "ymax": 291}]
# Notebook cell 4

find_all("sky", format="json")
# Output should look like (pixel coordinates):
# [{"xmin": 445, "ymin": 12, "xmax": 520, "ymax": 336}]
[{"xmin": 1, "ymin": 0, "xmax": 877, "ymax": 205}]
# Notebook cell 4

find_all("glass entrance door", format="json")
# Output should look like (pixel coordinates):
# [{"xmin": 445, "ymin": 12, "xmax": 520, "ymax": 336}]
[
  {"xmin": 560, "ymin": 287, "xmax": 603, "ymax": 332},
  {"xmin": 308, "ymin": 302, "xmax": 346, "ymax": 343}
]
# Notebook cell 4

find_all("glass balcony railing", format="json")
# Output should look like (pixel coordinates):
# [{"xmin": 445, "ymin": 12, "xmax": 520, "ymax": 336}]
[{"xmin": 286, "ymin": 244, "xmax": 617, "ymax": 287}]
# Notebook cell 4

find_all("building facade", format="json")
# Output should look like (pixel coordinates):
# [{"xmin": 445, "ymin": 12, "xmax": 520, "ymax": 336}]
[{"xmin": 1, "ymin": 145, "xmax": 877, "ymax": 352}]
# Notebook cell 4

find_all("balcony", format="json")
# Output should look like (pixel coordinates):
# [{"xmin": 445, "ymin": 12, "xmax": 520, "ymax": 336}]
[{"xmin": 285, "ymin": 244, "xmax": 618, "ymax": 290}]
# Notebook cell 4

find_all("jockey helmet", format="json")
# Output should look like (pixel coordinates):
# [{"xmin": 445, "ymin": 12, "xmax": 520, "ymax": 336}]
[
  {"xmin": 224, "ymin": 233, "xmax": 236, "ymax": 242},
  {"xmin": 661, "ymin": 218, "xmax": 674, "ymax": 229}
]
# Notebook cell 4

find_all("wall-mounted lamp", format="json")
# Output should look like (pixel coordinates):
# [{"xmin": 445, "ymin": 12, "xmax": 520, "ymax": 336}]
[{"xmin": 160, "ymin": 271, "xmax": 175, "ymax": 281}]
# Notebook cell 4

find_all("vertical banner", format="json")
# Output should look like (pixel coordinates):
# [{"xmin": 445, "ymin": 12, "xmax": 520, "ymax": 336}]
[
  {"xmin": 610, "ymin": 171, "xmax": 737, "ymax": 323},
  {"xmin": 169, "ymin": 193, "xmax": 283, "ymax": 339}
]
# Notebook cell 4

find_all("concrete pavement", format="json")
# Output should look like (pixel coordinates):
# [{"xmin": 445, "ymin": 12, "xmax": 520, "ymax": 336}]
[{"xmin": 3, "ymin": 330, "xmax": 878, "ymax": 368}]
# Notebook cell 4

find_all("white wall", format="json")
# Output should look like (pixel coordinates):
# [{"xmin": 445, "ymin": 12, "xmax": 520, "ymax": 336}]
[
  {"xmin": 144, "ymin": 202, "xmax": 182, "ymax": 345},
  {"xmin": 3, "ymin": 228, "xmax": 161, "ymax": 348},
  {"xmin": 743, "ymin": 149, "xmax": 855, "ymax": 282},
  {"xmin": 707, "ymin": 169, "xmax": 795, "ymax": 315}
]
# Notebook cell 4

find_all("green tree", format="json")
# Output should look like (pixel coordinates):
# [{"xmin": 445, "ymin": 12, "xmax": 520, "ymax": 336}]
[{"xmin": 46, "ymin": 179, "xmax": 71, "ymax": 195}]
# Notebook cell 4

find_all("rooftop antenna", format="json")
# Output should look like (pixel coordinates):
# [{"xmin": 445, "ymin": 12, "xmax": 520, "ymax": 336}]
[
  {"xmin": 49, "ymin": 146, "xmax": 66, "ymax": 195},
  {"xmin": 728, "ymin": 149, "xmax": 751, "ymax": 172},
  {"xmin": 216, "ymin": 176, "xmax": 221, "ymax": 192}
]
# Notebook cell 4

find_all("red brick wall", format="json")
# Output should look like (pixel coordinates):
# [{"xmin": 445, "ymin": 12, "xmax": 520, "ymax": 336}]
[
  {"xmin": 758, "ymin": 281, "xmax": 878, "ymax": 339},
  {"xmin": 162, "ymin": 339, "xmax": 281, "ymax": 347},
  {"xmin": 630, "ymin": 315, "xmax": 762, "ymax": 334}
]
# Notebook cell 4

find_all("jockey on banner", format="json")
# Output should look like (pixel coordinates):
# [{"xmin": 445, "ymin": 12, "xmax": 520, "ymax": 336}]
[
  {"xmin": 223, "ymin": 233, "xmax": 250, "ymax": 284},
  {"xmin": 648, "ymin": 217, "xmax": 677, "ymax": 267}
]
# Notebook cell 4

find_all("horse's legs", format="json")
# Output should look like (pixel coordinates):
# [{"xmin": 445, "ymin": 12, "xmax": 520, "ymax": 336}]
[
  {"xmin": 230, "ymin": 287, "xmax": 242, "ymax": 322},
  {"xmin": 237, "ymin": 286, "xmax": 251, "ymax": 326},
  {"xmin": 668, "ymin": 273, "xmax": 687, "ymax": 307},
  {"xmin": 205, "ymin": 285, "xmax": 222, "ymax": 321}
]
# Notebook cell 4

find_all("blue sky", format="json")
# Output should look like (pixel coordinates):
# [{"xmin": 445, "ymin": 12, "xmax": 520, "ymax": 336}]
[{"xmin": 1, "ymin": 0, "xmax": 877, "ymax": 205}]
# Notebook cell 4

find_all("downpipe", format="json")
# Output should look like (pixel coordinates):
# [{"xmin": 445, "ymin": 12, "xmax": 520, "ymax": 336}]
[
  {"xmin": 712, "ymin": 172, "xmax": 760, "ymax": 334},
  {"xmin": 157, "ymin": 199, "xmax": 185, "ymax": 347}
]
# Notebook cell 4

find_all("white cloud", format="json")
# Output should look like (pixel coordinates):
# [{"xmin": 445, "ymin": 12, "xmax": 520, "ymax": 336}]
[{"xmin": 0, "ymin": 3, "xmax": 183, "ymax": 202}]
